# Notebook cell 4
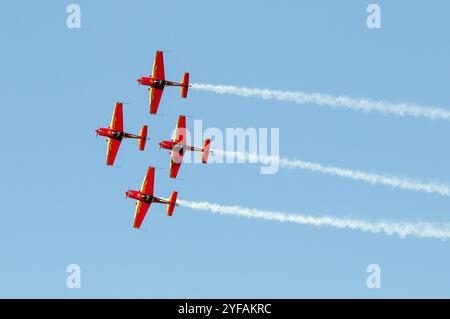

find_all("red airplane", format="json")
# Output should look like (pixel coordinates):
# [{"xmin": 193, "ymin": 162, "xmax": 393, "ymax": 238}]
[
  {"xmin": 96, "ymin": 102, "xmax": 148, "ymax": 166},
  {"xmin": 125, "ymin": 166, "xmax": 178, "ymax": 229},
  {"xmin": 137, "ymin": 50, "xmax": 190, "ymax": 115},
  {"xmin": 158, "ymin": 115, "xmax": 211, "ymax": 179}
]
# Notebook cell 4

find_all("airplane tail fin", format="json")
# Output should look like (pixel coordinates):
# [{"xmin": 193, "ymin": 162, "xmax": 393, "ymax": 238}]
[
  {"xmin": 138, "ymin": 125, "xmax": 148, "ymax": 151},
  {"xmin": 202, "ymin": 138, "xmax": 211, "ymax": 164},
  {"xmin": 181, "ymin": 72, "xmax": 189, "ymax": 98},
  {"xmin": 167, "ymin": 191, "xmax": 178, "ymax": 216}
]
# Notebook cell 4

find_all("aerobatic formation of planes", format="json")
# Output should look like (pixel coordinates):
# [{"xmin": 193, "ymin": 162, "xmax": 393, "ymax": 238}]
[{"xmin": 96, "ymin": 51, "xmax": 211, "ymax": 229}]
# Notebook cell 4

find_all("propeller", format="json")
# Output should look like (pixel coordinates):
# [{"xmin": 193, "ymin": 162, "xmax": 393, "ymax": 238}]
[{"xmin": 125, "ymin": 188, "xmax": 130, "ymax": 199}]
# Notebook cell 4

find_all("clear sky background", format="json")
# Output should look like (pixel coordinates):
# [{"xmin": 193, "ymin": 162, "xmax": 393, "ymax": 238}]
[{"xmin": 1, "ymin": 0, "xmax": 450, "ymax": 298}]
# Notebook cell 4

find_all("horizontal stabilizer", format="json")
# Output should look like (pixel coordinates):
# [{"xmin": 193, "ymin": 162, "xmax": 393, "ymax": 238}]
[
  {"xmin": 181, "ymin": 72, "xmax": 189, "ymax": 98},
  {"xmin": 202, "ymin": 139, "xmax": 211, "ymax": 164},
  {"xmin": 139, "ymin": 125, "xmax": 148, "ymax": 151},
  {"xmin": 167, "ymin": 191, "xmax": 178, "ymax": 216}
]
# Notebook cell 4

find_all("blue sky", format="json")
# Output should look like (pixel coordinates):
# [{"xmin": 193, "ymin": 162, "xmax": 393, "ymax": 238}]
[{"xmin": 1, "ymin": 0, "xmax": 450, "ymax": 298}]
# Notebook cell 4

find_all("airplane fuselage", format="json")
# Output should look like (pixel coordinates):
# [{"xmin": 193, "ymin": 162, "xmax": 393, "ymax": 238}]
[
  {"xmin": 96, "ymin": 128, "xmax": 140, "ymax": 140},
  {"xmin": 159, "ymin": 140, "xmax": 197, "ymax": 152},
  {"xmin": 125, "ymin": 189, "xmax": 169, "ymax": 205},
  {"xmin": 137, "ymin": 76, "xmax": 182, "ymax": 88}
]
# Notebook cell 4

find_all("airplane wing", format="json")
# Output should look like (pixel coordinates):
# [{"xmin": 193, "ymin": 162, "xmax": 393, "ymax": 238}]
[
  {"xmin": 106, "ymin": 138, "xmax": 121, "ymax": 166},
  {"xmin": 110, "ymin": 102, "xmax": 123, "ymax": 132},
  {"xmin": 169, "ymin": 116, "xmax": 186, "ymax": 178},
  {"xmin": 169, "ymin": 145, "xmax": 184, "ymax": 179},
  {"xmin": 169, "ymin": 157, "xmax": 182, "ymax": 179},
  {"xmin": 149, "ymin": 87, "xmax": 164, "ymax": 115},
  {"xmin": 133, "ymin": 201, "xmax": 151, "ymax": 229},
  {"xmin": 151, "ymin": 51, "xmax": 165, "ymax": 80},
  {"xmin": 173, "ymin": 115, "xmax": 186, "ymax": 143},
  {"xmin": 140, "ymin": 167, "xmax": 155, "ymax": 196}
]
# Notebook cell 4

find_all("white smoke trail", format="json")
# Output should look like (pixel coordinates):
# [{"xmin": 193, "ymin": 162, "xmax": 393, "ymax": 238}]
[
  {"xmin": 213, "ymin": 149, "xmax": 450, "ymax": 197},
  {"xmin": 178, "ymin": 199, "xmax": 450, "ymax": 240},
  {"xmin": 191, "ymin": 83, "xmax": 450, "ymax": 121}
]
